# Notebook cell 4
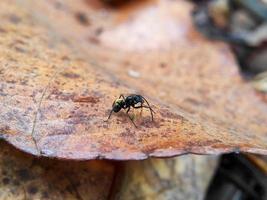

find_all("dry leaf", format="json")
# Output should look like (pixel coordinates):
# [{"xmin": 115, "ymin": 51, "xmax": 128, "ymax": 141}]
[
  {"xmin": 0, "ymin": 0, "xmax": 267, "ymax": 160},
  {"xmin": 0, "ymin": 141, "xmax": 114, "ymax": 200},
  {"xmin": 112, "ymin": 155, "xmax": 218, "ymax": 200}
]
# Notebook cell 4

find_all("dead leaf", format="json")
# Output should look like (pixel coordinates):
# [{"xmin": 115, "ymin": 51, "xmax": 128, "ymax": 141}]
[
  {"xmin": 0, "ymin": 0, "xmax": 267, "ymax": 160},
  {"xmin": 111, "ymin": 155, "xmax": 218, "ymax": 200},
  {"xmin": 0, "ymin": 141, "xmax": 114, "ymax": 200},
  {"xmin": 0, "ymin": 140, "xmax": 219, "ymax": 200}
]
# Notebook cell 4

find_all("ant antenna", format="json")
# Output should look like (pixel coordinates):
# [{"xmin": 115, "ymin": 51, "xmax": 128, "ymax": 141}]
[
  {"xmin": 105, "ymin": 108, "xmax": 114, "ymax": 122},
  {"xmin": 105, "ymin": 100, "xmax": 116, "ymax": 122}
]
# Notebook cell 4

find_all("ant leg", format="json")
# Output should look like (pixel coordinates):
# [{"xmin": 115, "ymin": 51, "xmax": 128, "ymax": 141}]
[
  {"xmin": 140, "ymin": 97, "xmax": 155, "ymax": 121},
  {"xmin": 133, "ymin": 105, "xmax": 154, "ymax": 121},
  {"xmin": 141, "ymin": 96, "xmax": 155, "ymax": 113},
  {"xmin": 126, "ymin": 107, "xmax": 137, "ymax": 128}
]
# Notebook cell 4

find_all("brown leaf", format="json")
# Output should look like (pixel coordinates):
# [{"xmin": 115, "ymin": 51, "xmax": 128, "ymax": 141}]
[
  {"xmin": 111, "ymin": 155, "xmax": 218, "ymax": 200},
  {"xmin": 0, "ymin": 141, "xmax": 114, "ymax": 200},
  {"xmin": 0, "ymin": 0, "xmax": 267, "ymax": 160}
]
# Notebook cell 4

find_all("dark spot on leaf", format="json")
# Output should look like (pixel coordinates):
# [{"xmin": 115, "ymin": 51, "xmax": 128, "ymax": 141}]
[
  {"xmin": 2, "ymin": 170, "xmax": 7, "ymax": 176},
  {"xmin": 15, "ymin": 39, "xmax": 26, "ymax": 45},
  {"xmin": 62, "ymin": 72, "xmax": 80, "ymax": 79},
  {"xmin": 20, "ymin": 79, "xmax": 28, "ymax": 85},
  {"xmin": 2, "ymin": 177, "xmax": 10, "ymax": 185},
  {"xmin": 48, "ymin": 88, "xmax": 76, "ymax": 101},
  {"xmin": 0, "ymin": 27, "xmax": 7, "ymax": 33},
  {"xmin": 27, "ymin": 185, "xmax": 38, "ymax": 195},
  {"xmin": 6, "ymin": 80, "xmax": 16, "ymax": 84},
  {"xmin": 8, "ymin": 14, "xmax": 21, "ymax": 24},
  {"xmin": 42, "ymin": 191, "xmax": 49, "ymax": 198},
  {"xmin": 13, "ymin": 180, "xmax": 20, "ymax": 186},
  {"xmin": 184, "ymin": 98, "xmax": 210, "ymax": 108},
  {"xmin": 140, "ymin": 118, "xmax": 161, "ymax": 128},
  {"xmin": 61, "ymin": 56, "xmax": 70, "ymax": 61},
  {"xmin": 54, "ymin": 1, "xmax": 63, "ymax": 9},
  {"xmin": 160, "ymin": 109, "xmax": 188, "ymax": 122},
  {"xmin": 88, "ymin": 36, "xmax": 100, "ymax": 44},
  {"xmin": 95, "ymin": 27, "xmax": 103, "ymax": 35},
  {"xmin": 73, "ymin": 96, "xmax": 100, "ymax": 104},
  {"xmin": 16, "ymin": 169, "xmax": 32, "ymax": 181},
  {"xmin": 160, "ymin": 62, "xmax": 167, "ymax": 68},
  {"xmin": 15, "ymin": 46, "xmax": 27, "ymax": 53},
  {"xmin": 75, "ymin": 12, "xmax": 90, "ymax": 26},
  {"xmin": 188, "ymin": 132, "xmax": 197, "ymax": 136},
  {"xmin": 52, "ymin": 125, "xmax": 76, "ymax": 136},
  {"xmin": 186, "ymin": 139, "xmax": 222, "ymax": 147}
]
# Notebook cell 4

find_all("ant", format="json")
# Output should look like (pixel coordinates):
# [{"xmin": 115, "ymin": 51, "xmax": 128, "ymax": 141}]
[{"xmin": 106, "ymin": 94, "xmax": 155, "ymax": 127}]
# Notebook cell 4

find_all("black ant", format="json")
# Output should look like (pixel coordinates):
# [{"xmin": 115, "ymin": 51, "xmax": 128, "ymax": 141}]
[{"xmin": 106, "ymin": 94, "xmax": 155, "ymax": 127}]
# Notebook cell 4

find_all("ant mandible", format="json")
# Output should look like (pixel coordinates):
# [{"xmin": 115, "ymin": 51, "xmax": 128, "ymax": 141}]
[{"xmin": 106, "ymin": 94, "xmax": 155, "ymax": 127}]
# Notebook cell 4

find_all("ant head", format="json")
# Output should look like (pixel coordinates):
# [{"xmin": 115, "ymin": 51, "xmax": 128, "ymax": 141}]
[{"xmin": 112, "ymin": 99, "xmax": 124, "ymax": 112}]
